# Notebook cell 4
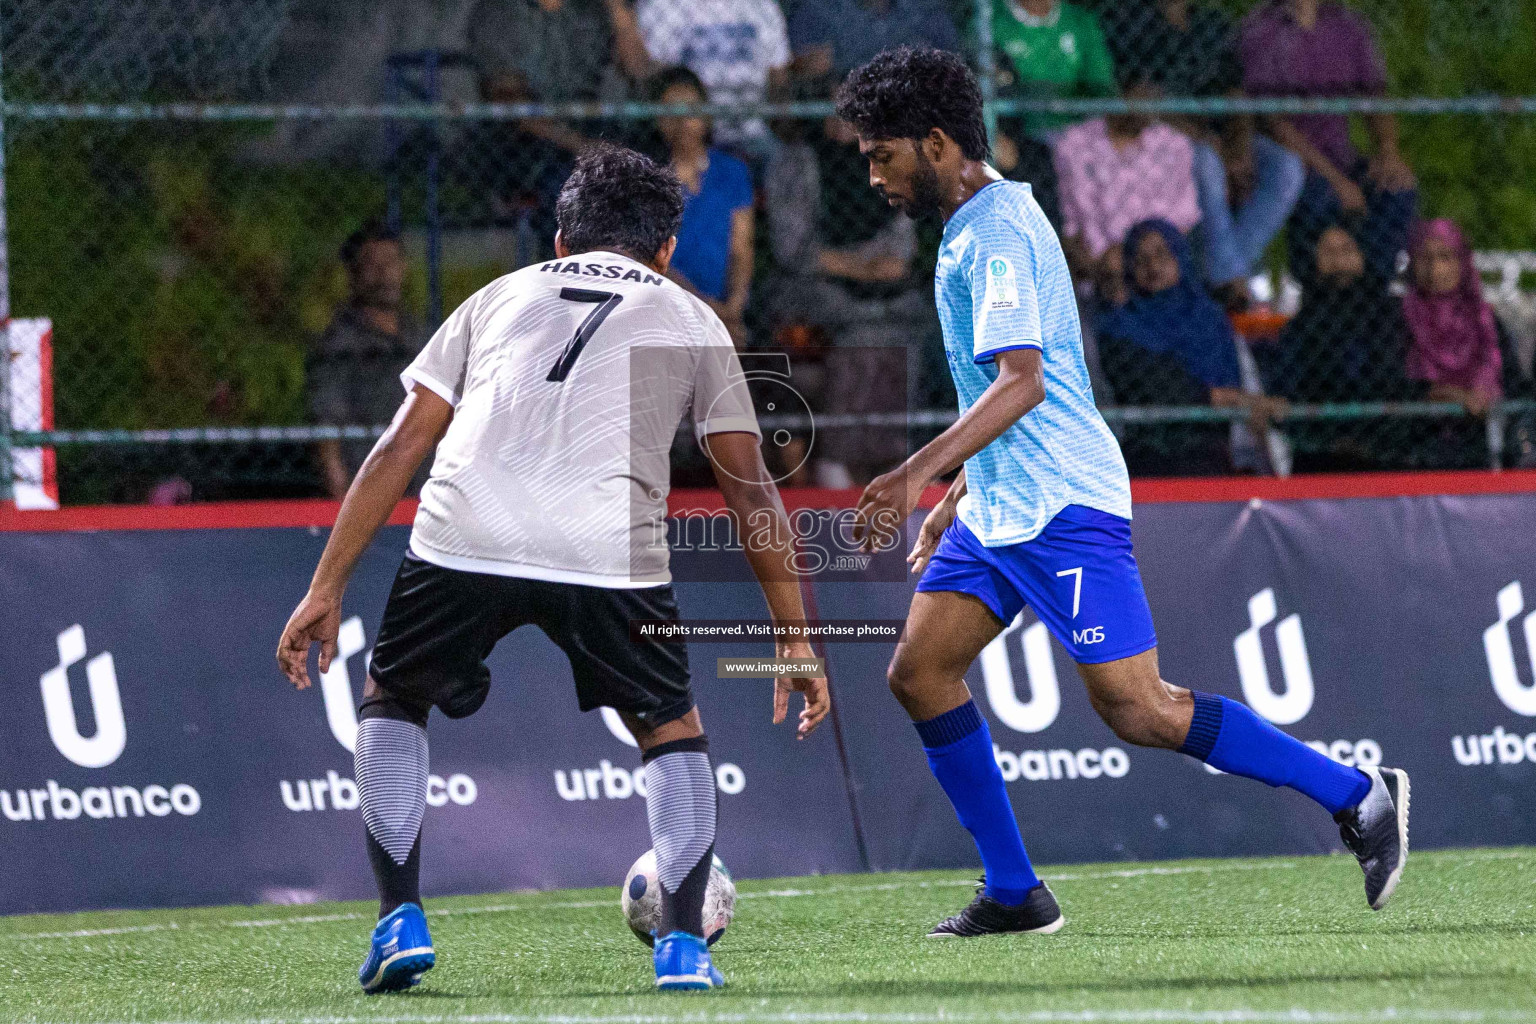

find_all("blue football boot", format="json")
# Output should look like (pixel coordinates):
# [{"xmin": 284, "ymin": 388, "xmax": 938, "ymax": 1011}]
[
  {"xmin": 654, "ymin": 931, "xmax": 724, "ymax": 990},
  {"xmin": 358, "ymin": 902, "xmax": 436, "ymax": 994}
]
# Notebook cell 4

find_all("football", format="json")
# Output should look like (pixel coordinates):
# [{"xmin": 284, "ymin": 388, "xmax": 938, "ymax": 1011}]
[{"xmin": 620, "ymin": 849, "xmax": 736, "ymax": 947}]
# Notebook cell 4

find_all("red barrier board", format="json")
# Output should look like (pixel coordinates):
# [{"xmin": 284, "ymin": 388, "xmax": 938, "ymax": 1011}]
[{"xmin": 4, "ymin": 470, "xmax": 1536, "ymax": 533}]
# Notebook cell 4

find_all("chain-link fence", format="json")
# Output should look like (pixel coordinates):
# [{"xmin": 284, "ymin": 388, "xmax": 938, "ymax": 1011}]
[{"xmin": 3, "ymin": 0, "xmax": 1536, "ymax": 505}]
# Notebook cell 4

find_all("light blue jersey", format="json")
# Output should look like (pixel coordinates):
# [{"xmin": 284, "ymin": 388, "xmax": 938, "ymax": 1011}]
[{"xmin": 935, "ymin": 179, "xmax": 1131, "ymax": 546}]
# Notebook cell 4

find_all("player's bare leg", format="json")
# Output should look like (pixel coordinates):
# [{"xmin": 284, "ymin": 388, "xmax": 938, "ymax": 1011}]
[
  {"xmin": 1077, "ymin": 650, "xmax": 1410, "ymax": 909},
  {"xmin": 1072, "ymin": 649, "xmax": 1193, "ymax": 750},
  {"xmin": 889, "ymin": 590, "xmax": 1064, "ymax": 936},
  {"xmin": 618, "ymin": 708, "xmax": 724, "ymax": 988},
  {"xmin": 887, "ymin": 590, "xmax": 1003, "ymax": 720}
]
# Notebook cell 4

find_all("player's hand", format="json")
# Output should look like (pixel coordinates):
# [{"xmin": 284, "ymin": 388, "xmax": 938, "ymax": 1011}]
[
  {"xmin": 276, "ymin": 589, "xmax": 343, "ymax": 690},
  {"xmin": 908, "ymin": 497, "xmax": 956, "ymax": 577},
  {"xmin": 854, "ymin": 462, "xmax": 929, "ymax": 553},
  {"xmin": 772, "ymin": 641, "xmax": 830, "ymax": 740}
]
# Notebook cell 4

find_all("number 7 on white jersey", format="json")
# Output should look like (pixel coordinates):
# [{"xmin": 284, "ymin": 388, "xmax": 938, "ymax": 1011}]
[{"xmin": 549, "ymin": 288, "xmax": 624, "ymax": 382}]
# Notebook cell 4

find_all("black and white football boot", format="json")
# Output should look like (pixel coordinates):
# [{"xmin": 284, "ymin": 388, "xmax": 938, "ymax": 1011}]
[
  {"xmin": 1333, "ymin": 765, "xmax": 1410, "ymax": 910},
  {"xmin": 928, "ymin": 880, "xmax": 1065, "ymax": 938}
]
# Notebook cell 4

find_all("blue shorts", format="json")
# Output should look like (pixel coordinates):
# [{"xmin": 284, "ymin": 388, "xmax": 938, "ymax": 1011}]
[{"xmin": 916, "ymin": 505, "xmax": 1158, "ymax": 664}]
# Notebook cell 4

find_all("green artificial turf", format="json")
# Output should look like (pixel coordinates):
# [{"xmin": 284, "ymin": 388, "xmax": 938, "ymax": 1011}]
[{"xmin": 1, "ymin": 848, "xmax": 1532, "ymax": 1023}]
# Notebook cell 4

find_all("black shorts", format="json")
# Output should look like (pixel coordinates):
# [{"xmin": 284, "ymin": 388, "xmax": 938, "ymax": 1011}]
[{"xmin": 369, "ymin": 554, "xmax": 694, "ymax": 726}]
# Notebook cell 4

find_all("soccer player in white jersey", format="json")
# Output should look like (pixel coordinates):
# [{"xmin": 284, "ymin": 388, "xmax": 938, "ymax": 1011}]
[
  {"xmin": 836, "ymin": 48, "xmax": 1409, "ymax": 937},
  {"xmin": 277, "ymin": 145, "xmax": 829, "ymax": 992}
]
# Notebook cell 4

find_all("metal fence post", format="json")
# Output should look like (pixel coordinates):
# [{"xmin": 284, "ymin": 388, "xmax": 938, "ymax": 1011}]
[
  {"xmin": 384, "ymin": 51, "xmax": 446, "ymax": 328},
  {"xmin": 425, "ymin": 50, "xmax": 443, "ymax": 329},
  {"xmin": 974, "ymin": 0, "xmax": 999, "ymax": 145},
  {"xmin": 0, "ymin": 41, "xmax": 14, "ymax": 507},
  {"xmin": 1487, "ymin": 406, "xmax": 1507, "ymax": 470}
]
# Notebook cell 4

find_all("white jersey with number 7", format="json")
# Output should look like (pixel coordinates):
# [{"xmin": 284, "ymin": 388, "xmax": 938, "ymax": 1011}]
[{"xmin": 401, "ymin": 250, "xmax": 761, "ymax": 589}]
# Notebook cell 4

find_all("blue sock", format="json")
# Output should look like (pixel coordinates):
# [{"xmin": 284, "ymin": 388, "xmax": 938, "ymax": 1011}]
[
  {"xmin": 1180, "ymin": 692, "xmax": 1371, "ymax": 815},
  {"xmin": 915, "ymin": 700, "xmax": 1040, "ymax": 904}
]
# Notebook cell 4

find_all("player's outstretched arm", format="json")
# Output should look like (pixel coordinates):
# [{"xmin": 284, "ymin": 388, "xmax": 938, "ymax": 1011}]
[
  {"xmin": 856, "ymin": 348, "xmax": 1044, "ymax": 548},
  {"xmin": 703, "ymin": 430, "xmax": 830, "ymax": 740},
  {"xmin": 276, "ymin": 384, "xmax": 454, "ymax": 689}
]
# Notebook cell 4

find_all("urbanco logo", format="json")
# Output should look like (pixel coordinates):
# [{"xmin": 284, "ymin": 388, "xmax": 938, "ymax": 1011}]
[
  {"xmin": 979, "ymin": 613, "xmax": 1060, "ymax": 734},
  {"xmin": 286, "ymin": 616, "xmax": 476, "ymax": 812},
  {"xmin": 4, "ymin": 625, "xmax": 201, "ymax": 823},
  {"xmin": 1234, "ymin": 589, "xmax": 1314, "ymax": 725},
  {"xmin": 318, "ymin": 616, "xmax": 370, "ymax": 754},
  {"xmin": 1484, "ymin": 582, "xmax": 1536, "ymax": 716},
  {"xmin": 553, "ymin": 707, "xmax": 747, "ymax": 801},
  {"xmin": 1214, "ymin": 589, "xmax": 1381, "ymax": 776},
  {"xmin": 40, "ymin": 625, "xmax": 126, "ymax": 768},
  {"xmin": 1451, "ymin": 582, "xmax": 1536, "ymax": 768},
  {"xmin": 979, "ymin": 613, "xmax": 1129, "ymax": 782}
]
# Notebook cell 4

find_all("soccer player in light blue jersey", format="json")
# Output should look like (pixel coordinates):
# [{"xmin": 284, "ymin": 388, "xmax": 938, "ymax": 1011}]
[{"xmin": 837, "ymin": 48, "xmax": 1409, "ymax": 936}]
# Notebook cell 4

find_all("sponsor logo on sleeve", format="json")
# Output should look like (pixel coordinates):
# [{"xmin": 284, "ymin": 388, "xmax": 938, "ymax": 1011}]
[{"xmin": 986, "ymin": 257, "xmax": 1019, "ymax": 310}]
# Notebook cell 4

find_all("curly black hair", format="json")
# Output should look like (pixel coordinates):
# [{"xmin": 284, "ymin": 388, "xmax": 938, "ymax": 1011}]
[
  {"xmin": 555, "ymin": 143, "xmax": 685, "ymax": 261},
  {"xmin": 834, "ymin": 47, "xmax": 990, "ymax": 162}
]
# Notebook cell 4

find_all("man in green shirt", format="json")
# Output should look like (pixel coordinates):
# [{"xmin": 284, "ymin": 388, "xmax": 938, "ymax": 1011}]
[{"xmin": 992, "ymin": 0, "xmax": 1117, "ymax": 139}]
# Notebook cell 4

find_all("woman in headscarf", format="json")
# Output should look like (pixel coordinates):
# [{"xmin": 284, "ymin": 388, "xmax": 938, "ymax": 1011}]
[
  {"xmin": 1270, "ymin": 217, "xmax": 1410, "ymax": 401},
  {"xmin": 1404, "ymin": 218, "xmax": 1503, "ymax": 416},
  {"xmin": 1402, "ymin": 217, "xmax": 1536, "ymax": 467},
  {"xmin": 1098, "ymin": 218, "xmax": 1286, "ymax": 475},
  {"xmin": 1259, "ymin": 216, "xmax": 1412, "ymax": 470}
]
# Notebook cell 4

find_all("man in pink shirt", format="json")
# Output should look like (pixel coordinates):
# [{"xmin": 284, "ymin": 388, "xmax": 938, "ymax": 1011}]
[
  {"xmin": 1052, "ymin": 80, "xmax": 1201, "ymax": 297},
  {"xmin": 1239, "ymin": 0, "xmax": 1416, "ymax": 282}
]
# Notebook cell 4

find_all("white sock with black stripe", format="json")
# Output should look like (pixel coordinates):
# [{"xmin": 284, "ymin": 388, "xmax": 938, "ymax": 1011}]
[
  {"xmin": 642, "ymin": 736, "xmax": 717, "ymax": 939},
  {"xmin": 356, "ymin": 716, "xmax": 429, "ymax": 917}
]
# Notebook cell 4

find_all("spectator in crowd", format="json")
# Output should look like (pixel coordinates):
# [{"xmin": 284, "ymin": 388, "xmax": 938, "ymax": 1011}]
[
  {"xmin": 1239, "ymin": 0, "xmax": 1416, "ymax": 282},
  {"xmin": 309, "ymin": 222, "xmax": 425, "ymax": 500},
  {"xmin": 1259, "ymin": 218, "xmax": 1411, "ymax": 470},
  {"xmin": 764, "ymin": 116, "xmax": 931, "ymax": 484},
  {"xmin": 1106, "ymin": 0, "xmax": 1233, "ymax": 96},
  {"xmin": 1110, "ymin": 0, "xmax": 1305, "ymax": 308},
  {"xmin": 468, "ymin": 0, "xmax": 652, "ymax": 251},
  {"xmin": 989, "ymin": 0, "xmax": 1112, "ymax": 224},
  {"xmin": 992, "ymin": 0, "xmax": 1117, "ymax": 142},
  {"xmin": 650, "ymin": 67, "xmax": 756, "ymax": 346},
  {"xmin": 471, "ymin": 0, "xmax": 651, "ymax": 109},
  {"xmin": 788, "ymin": 0, "xmax": 960, "ymax": 96},
  {"xmin": 636, "ymin": 0, "xmax": 792, "ymax": 161},
  {"xmin": 1097, "ymin": 219, "xmax": 1285, "ymax": 474},
  {"xmin": 1269, "ymin": 218, "xmax": 1409, "ymax": 403},
  {"xmin": 1404, "ymin": 218, "xmax": 1504, "ymax": 418},
  {"xmin": 1053, "ymin": 79, "xmax": 1201, "ymax": 297}
]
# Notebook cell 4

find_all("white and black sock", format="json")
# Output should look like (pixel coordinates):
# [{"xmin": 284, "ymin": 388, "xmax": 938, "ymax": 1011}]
[
  {"xmin": 356, "ymin": 713, "xmax": 429, "ymax": 919},
  {"xmin": 642, "ymin": 736, "xmax": 717, "ymax": 939}
]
